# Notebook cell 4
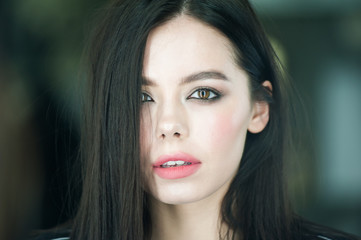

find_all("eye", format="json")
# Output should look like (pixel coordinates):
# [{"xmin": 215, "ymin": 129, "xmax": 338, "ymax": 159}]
[
  {"xmin": 187, "ymin": 88, "xmax": 220, "ymax": 101},
  {"xmin": 141, "ymin": 92, "xmax": 154, "ymax": 102}
]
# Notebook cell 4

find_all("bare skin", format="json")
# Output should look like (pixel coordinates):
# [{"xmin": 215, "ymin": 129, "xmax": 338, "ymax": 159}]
[
  {"xmin": 141, "ymin": 15, "xmax": 270, "ymax": 240},
  {"xmin": 149, "ymin": 183, "xmax": 229, "ymax": 240}
]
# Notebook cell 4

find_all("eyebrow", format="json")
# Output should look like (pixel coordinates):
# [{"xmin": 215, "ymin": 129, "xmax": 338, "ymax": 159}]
[{"xmin": 142, "ymin": 71, "xmax": 229, "ymax": 86}]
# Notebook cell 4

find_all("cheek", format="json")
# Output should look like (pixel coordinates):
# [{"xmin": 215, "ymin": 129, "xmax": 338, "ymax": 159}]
[
  {"xmin": 198, "ymin": 104, "xmax": 250, "ymax": 152},
  {"xmin": 140, "ymin": 109, "xmax": 153, "ymax": 165},
  {"xmin": 139, "ymin": 111, "xmax": 154, "ymax": 191},
  {"xmin": 212, "ymin": 114, "xmax": 236, "ymax": 138}
]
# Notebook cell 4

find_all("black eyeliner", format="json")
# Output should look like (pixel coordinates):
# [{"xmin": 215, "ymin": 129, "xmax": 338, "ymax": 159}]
[
  {"xmin": 141, "ymin": 91, "xmax": 154, "ymax": 102},
  {"xmin": 187, "ymin": 86, "xmax": 223, "ymax": 102}
]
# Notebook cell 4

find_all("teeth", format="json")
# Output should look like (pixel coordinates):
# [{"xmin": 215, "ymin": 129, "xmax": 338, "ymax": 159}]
[{"xmin": 161, "ymin": 160, "xmax": 191, "ymax": 168}]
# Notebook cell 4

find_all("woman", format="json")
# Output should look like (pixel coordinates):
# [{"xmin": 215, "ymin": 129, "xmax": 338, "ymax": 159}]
[{"xmin": 31, "ymin": 0, "xmax": 360, "ymax": 239}]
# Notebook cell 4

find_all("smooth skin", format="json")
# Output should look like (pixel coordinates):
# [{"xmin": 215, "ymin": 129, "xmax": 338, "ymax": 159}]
[{"xmin": 140, "ymin": 15, "xmax": 270, "ymax": 240}]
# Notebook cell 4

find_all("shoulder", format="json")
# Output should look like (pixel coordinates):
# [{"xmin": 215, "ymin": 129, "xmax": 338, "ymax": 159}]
[
  {"xmin": 304, "ymin": 234, "xmax": 360, "ymax": 240},
  {"xmin": 297, "ymin": 218, "xmax": 361, "ymax": 240},
  {"xmin": 307, "ymin": 234, "xmax": 360, "ymax": 240},
  {"xmin": 27, "ymin": 229, "xmax": 71, "ymax": 240}
]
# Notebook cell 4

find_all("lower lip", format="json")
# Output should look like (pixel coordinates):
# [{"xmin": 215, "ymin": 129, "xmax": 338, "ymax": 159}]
[{"xmin": 153, "ymin": 163, "xmax": 201, "ymax": 179}]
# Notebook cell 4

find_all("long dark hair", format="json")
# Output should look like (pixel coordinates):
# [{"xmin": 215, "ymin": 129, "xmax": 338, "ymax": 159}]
[{"xmin": 72, "ymin": 0, "xmax": 301, "ymax": 239}]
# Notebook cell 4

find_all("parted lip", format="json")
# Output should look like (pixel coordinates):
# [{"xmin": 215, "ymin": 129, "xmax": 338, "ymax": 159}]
[{"xmin": 153, "ymin": 152, "xmax": 201, "ymax": 168}]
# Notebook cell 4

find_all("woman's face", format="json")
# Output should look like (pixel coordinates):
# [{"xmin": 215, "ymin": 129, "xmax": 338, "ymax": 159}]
[{"xmin": 141, "ymin": 16, "xmax": 267, "ymax": 205}]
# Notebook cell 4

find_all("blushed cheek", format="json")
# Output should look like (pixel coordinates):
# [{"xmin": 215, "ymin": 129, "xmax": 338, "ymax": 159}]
[{"xmin": 204, "ymin": 106, "xmax": 250, "ymax": 153}]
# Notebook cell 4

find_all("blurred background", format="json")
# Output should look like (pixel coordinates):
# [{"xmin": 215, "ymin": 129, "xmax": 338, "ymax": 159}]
[
  {"xmin": 252, "ymin": 0, "xmax": 361, "ymax": 236},
  {"xmin": 0, "ymin": 0, "xmax": 360, "ymax": 239}
]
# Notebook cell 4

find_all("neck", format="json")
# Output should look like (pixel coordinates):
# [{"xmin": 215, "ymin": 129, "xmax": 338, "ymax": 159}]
[{"xmin": 148, "ymin": 191, "xmax": 232, "ymax": 240}]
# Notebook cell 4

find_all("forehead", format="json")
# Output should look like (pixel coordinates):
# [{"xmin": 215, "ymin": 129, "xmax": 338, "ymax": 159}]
[{"xmin": 143, "ymin": 15, "xmax": 237, "ymax": 80}]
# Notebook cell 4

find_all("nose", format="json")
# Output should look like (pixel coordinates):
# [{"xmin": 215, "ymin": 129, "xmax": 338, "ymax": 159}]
[{"xmin": 156, "ymin": 102, "xmax": 188, "ymax": 140}]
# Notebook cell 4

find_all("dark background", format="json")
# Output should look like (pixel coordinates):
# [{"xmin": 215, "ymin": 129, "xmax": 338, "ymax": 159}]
[{"xmin": 0, "ymin": 0, "xmax": 360, "ymax": 239}]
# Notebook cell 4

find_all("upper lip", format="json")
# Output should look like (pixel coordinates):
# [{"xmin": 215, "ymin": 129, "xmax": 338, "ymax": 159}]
[{"xmin": 153, "ymin": 152, "xmax": 201, "ymax": 167}]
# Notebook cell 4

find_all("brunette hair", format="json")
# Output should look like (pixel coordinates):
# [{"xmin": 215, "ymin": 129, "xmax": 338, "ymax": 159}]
[{"xmin": 73, "ymin": 0, "xmax": 304, "ymax": 239}]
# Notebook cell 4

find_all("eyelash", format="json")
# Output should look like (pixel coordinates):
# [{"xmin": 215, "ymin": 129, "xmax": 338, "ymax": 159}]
[
  {"xmin": 141, "ymin": 92, "xmax": 154, "ymax": 102},
  {"xmin": 187, "ymin": 87, "xmax": 221, "ymax": 101},
  {"xmin": 141, "ymin": 87, "xmax": 222, "ymax": 103}
]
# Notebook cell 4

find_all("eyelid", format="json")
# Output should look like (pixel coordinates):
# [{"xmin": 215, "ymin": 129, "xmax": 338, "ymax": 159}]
[
  {"xmin": 187, "ymin": 87, "xmax": 222, "ymax": 101},
  {"xmin": 141, "ymin": 91, "xmax": 154, "ymax": 102}
]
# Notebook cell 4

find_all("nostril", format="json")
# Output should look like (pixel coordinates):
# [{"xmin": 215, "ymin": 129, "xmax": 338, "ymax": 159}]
[{"xmin": 174, "ymin": 132, "xmax": 180, "ymax": 137}]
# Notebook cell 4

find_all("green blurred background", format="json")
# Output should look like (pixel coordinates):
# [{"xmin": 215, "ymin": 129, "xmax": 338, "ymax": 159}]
[{"xmin": 0, "ymin": 0, "xmax": 360, "ymax": 239}]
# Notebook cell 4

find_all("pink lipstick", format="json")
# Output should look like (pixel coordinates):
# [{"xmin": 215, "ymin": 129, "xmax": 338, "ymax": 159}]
[{"xmin": 153, "ymin": 153, "xmax": 201, "ymax": 179}]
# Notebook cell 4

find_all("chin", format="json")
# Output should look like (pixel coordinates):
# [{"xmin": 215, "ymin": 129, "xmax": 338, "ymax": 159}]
[
  {"xmin": 155, "ymin": 193, "xmax": 203, "ymax": 205},
  {"xmin": 150, "ymin": 184, "xmax": 207, "ymax": 205}
]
